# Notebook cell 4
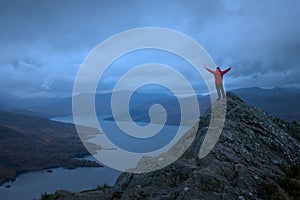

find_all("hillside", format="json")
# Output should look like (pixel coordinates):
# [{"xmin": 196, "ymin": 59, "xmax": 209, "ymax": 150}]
[
  {"xmin": 0, "ymin": 111, "xmax": 101, "ymax": 185},
  {"xmin": 232, "ymin": 87, "xmax": 300, "ymax": 123},
  {"xmin": 51, "ymin": 92, "xmax": 299, "ymax": 200}
]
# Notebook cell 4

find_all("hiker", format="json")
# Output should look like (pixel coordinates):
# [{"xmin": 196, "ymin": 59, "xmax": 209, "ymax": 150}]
[{"xmin": 204, "ymin": 66, "xmax": 232, "ymax": 100}]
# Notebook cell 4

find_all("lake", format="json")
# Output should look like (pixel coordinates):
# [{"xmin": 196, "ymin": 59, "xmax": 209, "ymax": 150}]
[
  {"xmin": 0, "ymin": 115, "xmax": 122, "ymax": 200},
  {"xmin": 0, "ymin": 115, "xmax": 191, "ymax": 200},
  {"xmin": 0, "ymin": 163, "xmax": 121, "ymax": 200}
]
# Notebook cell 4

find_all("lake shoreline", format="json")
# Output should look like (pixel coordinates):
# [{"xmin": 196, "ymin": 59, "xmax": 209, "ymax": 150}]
[
  {"xmin": 0, "ymin": 164, "xmax": 121, "ymax": 200},
  {"xmin": 0, "ymin": 154, "xmax": 103, "ymax": 187}
]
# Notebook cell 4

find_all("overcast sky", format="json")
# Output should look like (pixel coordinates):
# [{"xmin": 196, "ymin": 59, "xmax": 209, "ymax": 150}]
[{"xmin": 1, "ymin": 0, "xmax": 300, "ymax": 100}]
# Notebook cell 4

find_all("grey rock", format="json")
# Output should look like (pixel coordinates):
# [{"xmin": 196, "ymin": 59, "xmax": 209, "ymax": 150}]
[{"xmin": 51, "ymin": 92, "xmax": 299, "ymax": 200}]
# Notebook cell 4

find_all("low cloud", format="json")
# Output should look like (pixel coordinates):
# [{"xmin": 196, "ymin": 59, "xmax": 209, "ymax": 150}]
[{"xmin": 0, "ymin": 0, "xmax": 299, "ymax": 100}]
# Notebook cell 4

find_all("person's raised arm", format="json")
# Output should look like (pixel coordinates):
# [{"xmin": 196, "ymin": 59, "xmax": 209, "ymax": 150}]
[
  {"xmin": 204, "ymin": 66, "xmax": 214, "ymax": 74},
  {"xmin": 221, "ymin": 66, "xmax": 232, "ymax": 75}
]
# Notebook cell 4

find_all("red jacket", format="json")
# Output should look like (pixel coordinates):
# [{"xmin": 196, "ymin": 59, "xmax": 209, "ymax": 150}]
[{"xmin": 205, "ymin": 67, "xmax": 231, "ymax": 84}]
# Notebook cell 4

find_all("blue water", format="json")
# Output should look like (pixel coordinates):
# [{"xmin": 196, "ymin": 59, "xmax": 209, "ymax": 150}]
[
  {"xmin": 53, "ymin": 115, "xmax": 187, "ymax": 153},
  {"xmin": 0, "ymin": 157, "xmax": 121, "ymax": 200},
  {"xmin": 0, "ymin": 115, "xmax": 122, "ymax": 200},
  {"xmin": 0, "ymin": 115, "xmax": 187, "ymax": 200}
]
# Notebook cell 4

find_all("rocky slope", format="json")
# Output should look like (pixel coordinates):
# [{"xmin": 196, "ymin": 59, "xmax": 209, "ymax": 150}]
[{"xmin": 51, "ymin": 92, "xmax": 299, "ymax": 200}]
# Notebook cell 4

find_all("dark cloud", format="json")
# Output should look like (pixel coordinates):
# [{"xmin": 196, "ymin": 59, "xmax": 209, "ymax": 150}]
[{"xmin": 0, "ymin": 0, "xmax": 299, "ymax": 99}]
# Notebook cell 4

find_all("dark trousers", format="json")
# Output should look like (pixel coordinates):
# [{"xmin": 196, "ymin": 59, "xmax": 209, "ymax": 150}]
[{"xmin": 216, "ymin": 84, "xmax": 225, "ymax": 100}]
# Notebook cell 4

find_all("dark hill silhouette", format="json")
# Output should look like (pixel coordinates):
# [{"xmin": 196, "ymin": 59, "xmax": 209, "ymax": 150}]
[
  {"xmin": 22, "ymin": 91, "xmax": 175, "ymax": 117},
  {"xmin": 3, "ymin": 87, "xmax": 299, "ymax": 124},
  {"xmin": 232, "ymin": 87, "xmax": 300, "ymax": 123},
  {"xmin": 103, "ymin": 87, "xmax": 300, "ymax": 126}
]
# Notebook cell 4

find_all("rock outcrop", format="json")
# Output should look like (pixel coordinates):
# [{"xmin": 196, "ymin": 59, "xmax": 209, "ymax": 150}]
[{"xmin": 51, "ymin": 92, "xmax": 300, "ymax": 200}]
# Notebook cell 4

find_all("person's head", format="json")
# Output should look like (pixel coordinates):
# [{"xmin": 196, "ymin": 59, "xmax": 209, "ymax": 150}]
[{"xmin": 216, "ymin": 67, "xmax": 221, "ymax": 72}]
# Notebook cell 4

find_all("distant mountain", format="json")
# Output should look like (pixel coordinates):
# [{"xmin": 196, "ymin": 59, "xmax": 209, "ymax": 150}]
[
  {"xmin": 103, "ymin": 87, "xmax": 300, "ymax": 125},
  {"xmin": 0, "ymin": 96, "xmax": 59, "ymax": 111},
  {"xmin": 52, "ymin": 92, "xmax": 300, "ymax": 200},
  {"xmin": 232, "ymin": 87, "xmax": 300, "ymax": 123},
  {"xmin": 5, "ymin": 109, "xmax": 50, "ymax": 118},
  {"xmin": 7, "ymin": 91, "xmax": 175, "ymax": 117},
  {"xmin": 2, "ymin": 87, "xmax": 299, "ymax": 124},
  {"xmin": 0, "ymin": 111, "xmax": 101, "ymax": 185},
  {"xmin": 104, "ymin": 95, "xmax": 210, "ymax": 125}
]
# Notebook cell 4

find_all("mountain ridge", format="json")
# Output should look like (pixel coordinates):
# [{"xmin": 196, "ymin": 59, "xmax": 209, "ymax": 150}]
[{"xmin": 51, "ymin": 92, "xmax": 300, "ymax": 200}]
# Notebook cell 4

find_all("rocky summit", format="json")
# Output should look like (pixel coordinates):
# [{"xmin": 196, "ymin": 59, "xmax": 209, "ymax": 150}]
[{"xmin": 51, "ymin": 92, "xmax": 300, "ymax": 200}]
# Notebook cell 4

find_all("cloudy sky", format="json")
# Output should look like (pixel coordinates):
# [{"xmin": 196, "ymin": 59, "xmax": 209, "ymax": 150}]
[{"xmin": 1, "ymin": 0, "xmax": 300, "ymax": 101}]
